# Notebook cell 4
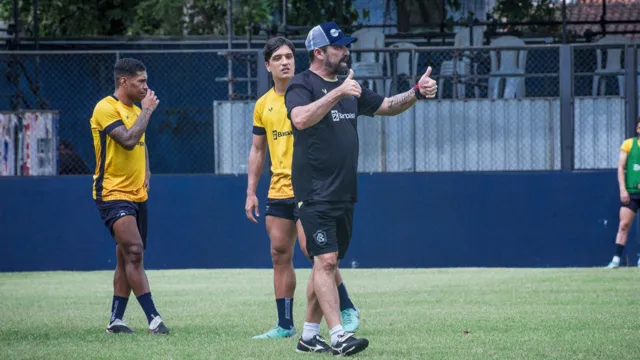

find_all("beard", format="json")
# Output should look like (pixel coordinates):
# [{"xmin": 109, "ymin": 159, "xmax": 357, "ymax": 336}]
[{"xmin": 324, "ymin": 55, "xmax": 350, "ymax": 76}]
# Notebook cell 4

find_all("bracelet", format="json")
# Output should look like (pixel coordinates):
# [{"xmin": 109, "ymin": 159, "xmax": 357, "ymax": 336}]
[{"xmin": 413, "ymin": 83, "xmax": 426, "ymax": 100}]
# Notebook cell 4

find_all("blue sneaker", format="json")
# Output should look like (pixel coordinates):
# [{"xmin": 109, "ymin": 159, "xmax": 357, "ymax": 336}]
[
  {"xmin": 341, "ymin": 308, "xmax": 360, "ymax": 333},
  {"xmin": 252, "ymin": 325, "xmax": 296, "ymax": 339}
]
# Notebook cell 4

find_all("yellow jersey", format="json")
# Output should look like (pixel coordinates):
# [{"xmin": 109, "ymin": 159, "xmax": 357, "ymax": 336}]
[
  {"xmin": 252, "ymin": 88, "xmax": 294, "ymax": 199},
  {"xmin": 90, "ymin": 95, "xmax": 147, "ymax": 202},
  {"xmin": 621, "ymin": 138, "xmax": 639, "ymax": 153}
]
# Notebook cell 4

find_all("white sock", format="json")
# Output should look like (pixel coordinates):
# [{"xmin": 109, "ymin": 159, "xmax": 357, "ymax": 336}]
[
  {"xmin": 329, "ymin": 324, "xmax": 345, "ymax": 346},
  {"xmin": 613, "ymin": 256, "xmax": 620, "ymax": 263},
  {"xmin": 302, "ymin": 322, "xmax": 320, "ymax": 341}
]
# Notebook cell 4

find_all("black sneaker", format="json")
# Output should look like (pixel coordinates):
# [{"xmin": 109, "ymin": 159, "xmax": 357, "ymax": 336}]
[
  {"xmin": 331, "ymin": 332, "xmax": 369, "ymax": 357},
  {"xmin": 149, "ymin": 316, "xmax": 169, "ymax": 334},
  {"xmin": 296, "ymin": 334, "xmax": 332, "ymax": 353},
  {"xmin": 106, "ymin": 319, "xmax": 134, "ymax": 334}
]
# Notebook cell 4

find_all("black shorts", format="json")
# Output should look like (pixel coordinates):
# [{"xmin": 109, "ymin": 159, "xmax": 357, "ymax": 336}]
[
  {"xmin": 298, "ymin": 201, "xmax": 355, "ymax": 260},
  {"xmin": 265, "ymin": 198, "xmax": 299, "ymax": 221},
  {"xmin": 622, "ymin": 194, "xmax": 640, "ymax": 213},
  {"xmin": 95, "ymin": 200, "xmax": 148, "ymax": 249}
]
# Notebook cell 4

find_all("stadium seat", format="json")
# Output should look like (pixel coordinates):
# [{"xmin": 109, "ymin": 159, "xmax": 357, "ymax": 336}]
[
  {"xmin": 592, "ymin": 35, "xmax": 631, "ymax": 97},
  {"xmin": 488, "ymin": 35, "xmax": 527, "ymax": 99},
  {"xmin": 350, "ymin": 28, "xmax": 386, "ymax": 96},
  {"xmin": 439, "ymin": 26, "xmax": 486, "ymax": 99},
  {"xmin": 384, "ymin": 42, "xmax": 419, "ymax": 96},
  {"xmin": 350, "ymin": 28, "xmax": 386, "ymax": 63},
  {"xmin": 352, "ymin": 61, "xmax": 385, "ymax": 96}
]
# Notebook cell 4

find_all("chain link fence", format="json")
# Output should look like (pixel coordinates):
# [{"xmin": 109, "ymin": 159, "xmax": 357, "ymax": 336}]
[
  {"xmin": 1, "ymin": 50, "xmax": 234, "ymax": 175},
  {"xmin": 422, "ymin": 44, "xmax": 559, "ymax": 99},
  {"xmin": 572, "ymin": 42, "xmax": 636, "ymax": 169},
  {"xmin": 1, "ymin": 42, "xmax": 638, "ymax": 175}
]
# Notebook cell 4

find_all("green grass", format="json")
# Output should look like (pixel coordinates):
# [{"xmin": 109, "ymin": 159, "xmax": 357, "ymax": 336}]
[{"xmin": 1, "ymin": 268, "xmax": 639, "ymax": 359}]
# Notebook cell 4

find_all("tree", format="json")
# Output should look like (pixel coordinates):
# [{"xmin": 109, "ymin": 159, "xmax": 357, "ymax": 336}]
[
  {"xmin": 490, "ymin": 0, "xmax": 560, "ymax": 35},
  {"xmin": 0, "ymin": 0, "xmax": 138, "ymax": 37},
  {"xmin": 277, "ymin": 0, "xmax": 364, "ymax": 28},
  {"xmin": 0, "ymin": 0, "xmax": 368, "ymax": 38}
]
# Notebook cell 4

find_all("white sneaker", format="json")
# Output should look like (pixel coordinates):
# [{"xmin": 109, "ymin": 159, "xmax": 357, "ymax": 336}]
[
  {"xmin": 606, "ymin": 261, "xmax": 619, "ymax": 269},
  {"xmin": 149, "ymin": 315, "xmax": 169, "ymax": 334},
  {"xmin": 106, "ymin": 318, "xmax": 134, "ymax": 333}
]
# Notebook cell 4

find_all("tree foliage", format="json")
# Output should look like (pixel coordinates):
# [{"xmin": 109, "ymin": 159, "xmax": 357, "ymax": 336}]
[
  {"xmin": 0, "ymin": 0, "xmax": 368, "ymax": 37},
  {"xmin": 490, "ymin": 0, "xmax": 560, "ymax": 34}
]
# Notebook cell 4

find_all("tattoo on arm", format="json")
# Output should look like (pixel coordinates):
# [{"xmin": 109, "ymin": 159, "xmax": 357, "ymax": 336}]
[
  {"xmin": 107, "ymin": 108, "xmax": 153, "ymax": 150},
  {"xmin": 387, "ymin": 90, "xmax": 415, "ymax": 109}
]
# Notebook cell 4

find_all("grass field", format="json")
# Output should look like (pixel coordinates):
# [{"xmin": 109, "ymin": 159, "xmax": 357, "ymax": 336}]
[{"xmin": 1, "ymin": 268, "xmax": 639, "ymax": 360}]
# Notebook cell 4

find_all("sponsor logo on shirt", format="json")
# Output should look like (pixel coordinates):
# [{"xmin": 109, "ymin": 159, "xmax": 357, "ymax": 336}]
[
  {"xmin": 331, "ymin": 110, "xmax": 356, "ymax": 122},
  {"xmin": 272, "ymin": 130, "xmax": 293, "ymax": 140}
]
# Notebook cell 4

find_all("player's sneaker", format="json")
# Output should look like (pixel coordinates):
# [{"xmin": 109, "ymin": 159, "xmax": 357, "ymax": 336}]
[
  {"xmin": 252, "ymin": 325, "xmax": 296, "ymax": 339},
  {"xmin": 149, "ymin": 316, "xmax": 169, "ymax": 334},
  {"xmin": 606, "ymin": 260, "xmax": 620, "ymax": 269},
  {"xmin": 296, "ymin": 334, "xmax": 332, "ymax": 353},
  {"xmin": 341, "ymin": 308, "xmax": 360, "ymax": 333},
  {"xmin": 106, "ymin": 319, "xmax": 134, "ymax": 333},
  {"xmin": 331, "ymin": 332, "xmax": 369, "ymax": 357}
]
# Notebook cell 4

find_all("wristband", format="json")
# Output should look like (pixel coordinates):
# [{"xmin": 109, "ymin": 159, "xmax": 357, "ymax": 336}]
[{"xmin": 413, "ymin": 83, "xmax": 426, "ymax": 100}]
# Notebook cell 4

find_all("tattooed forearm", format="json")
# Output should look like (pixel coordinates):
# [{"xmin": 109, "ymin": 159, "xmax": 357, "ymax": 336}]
[
  {"xmin": 108, "ymin": 108, "xmax": 153, "ymax": 150},
  {"xmin": 387, "ymin": 90, "xmax": 415, "ymax": 109}
]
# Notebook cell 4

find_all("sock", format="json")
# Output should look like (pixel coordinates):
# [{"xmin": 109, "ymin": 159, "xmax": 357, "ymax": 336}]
[
  {"xmin": 302, "ymin": 322, "xmax": 321, "ymax": 341},
  {"xmin": 337, "ymin": 283, "xmax": 355, "ymax": 311},
  {"xmin": 276, "ymin": 298, "xmax": 294, "ymax": 330},
  {"xmin": 329, "ymin": 324, "xmax": 345, "ymax": 346},
  {"xmin": 109, "ymin": 296, "xmax": 129, "ymax": 324},
  {"xmin": 612, "ymin": 255, "xmax": 621, "ymax": 264},
  {"xmin": 615, "ymin": 244, "xmax": 625, "ymax": 258},
  {"xmin": 136, "ymin": 292, "xmax": 160, "ymax": 324}
]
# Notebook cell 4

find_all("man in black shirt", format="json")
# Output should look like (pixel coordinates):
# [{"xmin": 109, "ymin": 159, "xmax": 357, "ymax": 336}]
[{"xmin": 285, "ymin": 22, "xmax": 437, "ymax": 356}]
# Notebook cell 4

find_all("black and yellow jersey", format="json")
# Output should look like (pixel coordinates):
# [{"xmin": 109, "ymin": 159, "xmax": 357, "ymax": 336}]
[
  {"xmin": 90, "ymin": 95, "xmax": 147, "ymax": 202},
  {"xmin": 253, "ymin": 88, "xmax": 294, "ymax": 199}
]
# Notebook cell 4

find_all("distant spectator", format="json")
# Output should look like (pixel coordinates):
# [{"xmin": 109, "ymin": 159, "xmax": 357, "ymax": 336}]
[
  {"xmin": 606, "ymin": 121, "xmax": 640, "ymax": 268},
  {"xmin": 58, "ymin": 140, "xmax": 90, "ymax": 175}
]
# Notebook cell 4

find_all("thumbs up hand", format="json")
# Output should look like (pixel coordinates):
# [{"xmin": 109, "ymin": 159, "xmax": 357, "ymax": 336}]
[
  {"xmin": 338, "ymin": 68, "xmax": 362, "ymax": 99},
  {"xmin": 418, "ymin": 66, "xmax": 438, "ymax": 99}
]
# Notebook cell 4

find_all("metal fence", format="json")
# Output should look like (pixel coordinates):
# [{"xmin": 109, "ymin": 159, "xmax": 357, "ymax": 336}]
[{"xmin": 0, "ymin": 42, "xmax": 638, "ymax": 176}]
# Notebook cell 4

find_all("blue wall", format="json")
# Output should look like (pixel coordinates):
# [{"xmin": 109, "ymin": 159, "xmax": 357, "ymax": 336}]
[{"xmin": 0, "ymin": 171, "xmax": 636, "ymax": 272}]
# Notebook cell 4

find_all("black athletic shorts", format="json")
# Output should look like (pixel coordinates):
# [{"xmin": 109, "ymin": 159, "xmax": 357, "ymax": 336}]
[
  {"xmin": 297, "ymin": 201, "xmax": 355, "ymax": 260},
  {"xmin": 265, "ymin": 198, "xmax": 299, "ymax": 221},
  {"xmin": 622, "ymin": 193, "xmax": 640, "ymax": 213},
  {"xmin": 95, "ymin": 200, "xmax": 148, "ymax": 249}
]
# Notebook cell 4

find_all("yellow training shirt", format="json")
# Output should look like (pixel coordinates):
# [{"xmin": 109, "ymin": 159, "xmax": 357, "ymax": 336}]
[
  {"xmin": 621, "ymin": 138, "xmax": 640, "ymax": 153},
  {"xmin": 253, "ymin": 88, "xmax": 294, "ymax": 199},
  {"xmin": 90, "ymin": 95, "xmax": 147, "ymax": 202}
]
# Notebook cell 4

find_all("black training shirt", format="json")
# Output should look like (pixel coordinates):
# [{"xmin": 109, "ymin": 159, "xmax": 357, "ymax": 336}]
[{"xmin": 285, "ymin": 69, "xmax": 384, "ymax": 203}]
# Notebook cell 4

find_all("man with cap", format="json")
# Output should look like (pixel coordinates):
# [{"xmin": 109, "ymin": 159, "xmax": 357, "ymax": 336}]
[{"xmin": 285, "ymin": 22, "xmax": 437, "ymax": 356}]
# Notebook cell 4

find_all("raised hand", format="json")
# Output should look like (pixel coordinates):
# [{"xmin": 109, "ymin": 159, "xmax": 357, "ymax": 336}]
[
  {"xmin": 418, "ymin": 67, "xmax": 437, "ymax": 99},
  {"xmin": 141, "ymin": 89, "xmax": 160, "ymax": 112},
  {"xmin": 338, "ymin": 69, "xmax": 362, "ymax": 99}
]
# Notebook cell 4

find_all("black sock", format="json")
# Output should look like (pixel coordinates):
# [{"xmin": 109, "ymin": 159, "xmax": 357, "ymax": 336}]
[
  {"xmin": 110, "ymin": 296, "xmax": 129, "ymax": 324},
  {"xmin": 615, "ymin": 244, "xmax": 625, "ymax": 258},
  {"xmin": 276, "ymin": 298, "xmax": 294, "ymax": 330},
  {"xmin": 136, "ymin": 292, "xmax": 160, "ymax": 324},
  {"xmin": 337, "ymin": 283, "xmax": 355, "ymax": 311}
]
